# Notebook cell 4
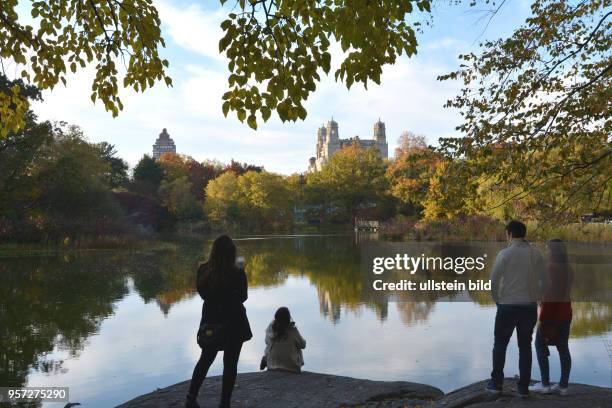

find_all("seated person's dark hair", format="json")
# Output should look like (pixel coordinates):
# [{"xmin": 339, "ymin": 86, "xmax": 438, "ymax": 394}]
[{"xmin": 505, "ymin": 220, "xmax": 527, "ymax": 238}]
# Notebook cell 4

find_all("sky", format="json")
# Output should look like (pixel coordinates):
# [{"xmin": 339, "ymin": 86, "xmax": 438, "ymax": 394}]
[{"xmin": 29, "ymin": 0, "xmax": 533, "ymax": 175}]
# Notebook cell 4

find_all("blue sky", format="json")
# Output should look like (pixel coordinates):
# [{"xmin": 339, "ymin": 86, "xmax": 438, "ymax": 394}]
[{"xmin": 32, "ymin": 0, "xmax": 532, "ymax": 175}]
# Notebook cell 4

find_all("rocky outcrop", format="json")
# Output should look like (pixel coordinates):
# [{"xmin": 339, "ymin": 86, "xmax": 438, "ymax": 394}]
[
  {"xmin": 116, "ymin": 370, "xmax": 443, "ymax": 408},
  {"xmin": 116, "ymin": 372, "xmax": 611, "ymax": 408}
]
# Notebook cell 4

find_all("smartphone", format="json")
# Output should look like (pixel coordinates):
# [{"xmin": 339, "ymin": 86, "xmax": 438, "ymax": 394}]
[{"xmin": 236, "ymin": 256, "xmax": 245, "ymax": 269}]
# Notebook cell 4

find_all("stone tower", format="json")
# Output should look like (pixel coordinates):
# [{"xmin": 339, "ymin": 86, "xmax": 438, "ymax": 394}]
[
  {"xmin": 324, "ymin": 118, "xmax": 340, "ymax": 159},
  {"xmin": 373, "ymin": 119, "xmax": 386, "ymax": 142},
  {"xmin": 373, "ymin": 119, "xmax": 388, "ymax": 159},
  {"xmin": 326, "ymin": 118, "xmax": 339, "ymax": 143},
  {"xmin": 152, "ymin": 128, "xmax": 176, "ymax": 159},
  {"xmin": 316, "ymin": 125, "xmax": 326, "ymax": 159}
]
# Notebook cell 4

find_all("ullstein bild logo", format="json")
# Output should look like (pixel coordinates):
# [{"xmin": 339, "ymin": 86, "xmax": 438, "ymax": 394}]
[{"xmin": 371, "ymin": 253, "xmax": 488, "ymax": 275}]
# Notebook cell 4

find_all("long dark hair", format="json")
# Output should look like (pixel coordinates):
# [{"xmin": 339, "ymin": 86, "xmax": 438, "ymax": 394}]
[
  {"xmin": 548, "ymin": 239, "xmax": 569, "ymax": 264},
  {"xmin": 272, "ymin": 307, "xmax": 292, "ymax": 341},
  {"xmin": 547, "ymin": 238, "xmax": 573, "ymax": 299},
  {"xmin": 198, "ymin": 235, "xmax": 237, "ymax": 290}
]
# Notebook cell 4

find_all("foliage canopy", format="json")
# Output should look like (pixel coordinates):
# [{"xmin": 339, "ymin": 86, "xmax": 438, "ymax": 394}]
[
  {"xmin": 0, "ymin": 0, "xmax": 431, "ymax": 134},
  {"xmin": 0, "ymin": 0, "xmax": 171, "ymax": 137},
  {"xmin": 438, "ymin": 0, "xmax": 611, "ymax": 219}
]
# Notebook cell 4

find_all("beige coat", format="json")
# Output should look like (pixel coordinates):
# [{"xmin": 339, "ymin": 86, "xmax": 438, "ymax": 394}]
[
  {"xmin": 490, "ymin": 239, "xmax": 546, "ymax": 305},
  {"xmin": 264, "ymin": 321, "xmax": 306, "ymax": 372}
]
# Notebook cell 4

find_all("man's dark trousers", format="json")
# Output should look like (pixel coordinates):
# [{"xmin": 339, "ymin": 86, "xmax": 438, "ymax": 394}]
[{"xmin": 491, "ymin": 304, "xmax": 538, "ymax": 390}]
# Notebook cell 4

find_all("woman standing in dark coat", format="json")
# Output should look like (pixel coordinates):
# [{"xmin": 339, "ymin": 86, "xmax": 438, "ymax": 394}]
[{"xmin": 186, "ymin": 235, "xmax": 252, "ymax": 408}]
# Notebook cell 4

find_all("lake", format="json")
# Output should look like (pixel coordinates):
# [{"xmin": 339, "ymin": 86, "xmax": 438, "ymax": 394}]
[{"xmin": 1, "ymin": 234, "xmax": 611, "ymax": 407}]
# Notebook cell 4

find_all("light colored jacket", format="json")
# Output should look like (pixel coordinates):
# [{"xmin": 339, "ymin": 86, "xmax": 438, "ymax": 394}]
[
  {"xmin": 490, "ymin": 239, "xmax": 546, "ymax": 305},
  {"xmin": 264, "ymin": 321, "xmax": 306, "ymax": 373}
]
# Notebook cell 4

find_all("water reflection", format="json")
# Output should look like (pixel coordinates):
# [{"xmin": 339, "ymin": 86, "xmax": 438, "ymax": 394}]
[{"xmin": 0, "ymin": 235, "xmax": 610, "ymax": 406}]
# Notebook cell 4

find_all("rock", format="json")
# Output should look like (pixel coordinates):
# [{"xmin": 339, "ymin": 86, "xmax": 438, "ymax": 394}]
[
  {"xmin": 116, "ymin": 371, "xmax": 443, "ymax": 408},
  {"xmin": 432, "ymin": 379, "xmax": 612, "ymax": 408},
  {"xmin": 116, "ymin": 373, "xmax": 611, "ymax": 408}
]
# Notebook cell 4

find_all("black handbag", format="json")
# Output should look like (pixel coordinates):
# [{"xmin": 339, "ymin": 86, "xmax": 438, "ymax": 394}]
[{"xmin": 197, "ymin": 323, "xmax": 226, "ymax": 349}]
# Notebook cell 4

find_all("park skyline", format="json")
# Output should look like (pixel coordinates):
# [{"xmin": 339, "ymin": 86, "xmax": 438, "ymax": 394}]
[{"xmin": 27, "ymin": 0, "xmax": 531, "ymax": 175}]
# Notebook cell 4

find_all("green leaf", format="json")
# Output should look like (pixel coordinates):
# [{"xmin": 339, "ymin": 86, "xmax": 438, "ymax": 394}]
[{"xmin": 247, "ymin": 114, "xmax": 257, "ymax": 130}]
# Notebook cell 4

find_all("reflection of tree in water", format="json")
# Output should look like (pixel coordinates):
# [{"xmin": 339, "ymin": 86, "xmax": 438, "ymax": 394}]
[
  {"xmin": 240, "ymin": 236, "xmax": 435, "ymax": 324},
  {"xmin": 0, "ymin": 253, "xmax": 128, "ymax": 392},
  {"xmin": 0, "ymin": 244, "xmax": 209, "ymax": 397},
  {"xmin": 2, "ymin": 237, "xmax": 609, "ymax": 399},
  {"xmin": 571, "ymin": 303, "xmax": 612, "ymax": 338},
  {"xmin": 243, "ymin": 236, "xmax": 370, "ymax": 323},
  {"xmin": 129, "ymin": 247, "xmax": 200, "ymax": 316},
  {"xmin": 243, "ymin": 251, "xmax": 289, "ymax": 287}
]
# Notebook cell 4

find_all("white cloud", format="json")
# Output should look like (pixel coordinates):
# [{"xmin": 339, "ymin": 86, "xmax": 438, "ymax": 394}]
[
  {"xmin": 156, "ymin": 0, "xmax": 226, "ymax": 61},
  {"xmin": 424, "ymin": 37, "xmax": 467, "ymax": 51}
]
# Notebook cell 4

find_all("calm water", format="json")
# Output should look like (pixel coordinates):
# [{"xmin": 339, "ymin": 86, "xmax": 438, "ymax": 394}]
[{"xmin": 1, "ymin": 235, "xmax": 611, "ymax": 407}]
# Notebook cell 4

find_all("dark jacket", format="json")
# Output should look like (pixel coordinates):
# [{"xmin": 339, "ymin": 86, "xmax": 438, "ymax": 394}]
[{"xmin": 197, "ymin": 262, "xmax": 253, "ymax": 347}]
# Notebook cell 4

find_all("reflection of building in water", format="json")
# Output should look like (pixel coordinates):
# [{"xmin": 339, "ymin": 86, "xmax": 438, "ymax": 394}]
[
  {"xmin": 317, "ymin": 287, "xmax": 342, "ymax": 323},
  {"xmin": 395, "ymin": 301, "xmax": 434, "ymax": 326},
  {"xmin": 374, "ymin": 300, "xmax": 388, "ymax": 321},
  {"xmin": 152, "ymin": 128, "xmax": 176, "ymax": 159},
  {"xmin": 354, "ymin": 231, "xmax": 380, "ymax": 245},
  {"xmin": 308, "ymin": 118, "xmax": 389, "ymax": 172}
]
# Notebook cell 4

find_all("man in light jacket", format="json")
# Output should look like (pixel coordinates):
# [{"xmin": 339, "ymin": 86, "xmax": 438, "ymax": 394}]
[{"xmin": 486, "ymin": 220, "xmax": 545, "ymax": 396}]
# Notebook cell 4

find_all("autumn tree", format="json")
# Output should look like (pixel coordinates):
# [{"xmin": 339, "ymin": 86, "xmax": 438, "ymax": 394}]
[
  {"xmin": 394, "ymin": 131, "xmax": 428, "ymax": 157},
  {"xmin": 0, "ymin": 76, "xmax": 52, "ymax": 226},
  {"xmin": 204, "ymin": 171, "xmax": 240, "ymax": 227},
  {"xmin": 186, "ymin": 159, "xmax": 224, "ymax": 201},
  {"xmin": 157, "ymin": 153, "xmax": 190, "ymax": 182},
  {"xmin": 0, "ymin": 76, "xmax": 132, "ymax": 241},
  {"xmin": 158, "ymin": 176, "xmax": 203, "ymax": 221},
  {"xmin": 386, "ymin": 144, "xmax": 441, "ymax": 215},
  {"xmin": 28, "ymin": 125, "xmax": 122, "ymax": 240},
  {"xmin": 422, "ymin": 160, "xmax": 478, "ymax": 220},
  {"xmin": 96, "ymin": 142, "xmax": 128, "ymax": 188},
  {"xmin": 236, "ymin": 170, "xmax": 293, "ymax": 229},
  {"xmin": 132, "ymin": 155, "xmax": 163, "ymax": 196},
  {"xmin": 439, "ymin": 0, "xmax": 611, "ymax": 220},
  {"xmin": 224, "ymin": 159, "xmax": 264, "ymax": 176},
  {"xmin": 306, "ymin": 146, "xmax": 390, "ymax": 222},
  {"xmin": 204, "ymin": 170, "xmax": 293, "ymax": 229},
  {"xmin": 286, "ymin": 173, "xmax": 306, "ymax": 214},
  {"xmin": 0, "ymin": 0, "xmax": 432, "ymax": 135}
]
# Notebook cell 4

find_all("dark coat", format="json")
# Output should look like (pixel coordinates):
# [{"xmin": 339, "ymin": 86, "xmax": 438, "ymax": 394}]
[{"xmin": 197, "ymin": 262, "xmax": 253, "ymax": 348}]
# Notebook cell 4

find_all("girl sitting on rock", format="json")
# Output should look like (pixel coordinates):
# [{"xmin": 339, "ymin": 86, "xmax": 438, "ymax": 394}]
[{"xmin": 262, "ymin": 307, "xmax": 306, "ymax": 373}]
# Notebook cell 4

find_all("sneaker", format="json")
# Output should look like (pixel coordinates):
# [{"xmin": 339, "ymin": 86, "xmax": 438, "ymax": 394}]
[
  {"xmin": 551, "ymin": 384, "xmax": 569, "ymax": 395},
  {"xmin": 485, "ymin": 379, "xmax": 502, "ymax": 394},
  {"xmin": 517, "ymin": 386, "xmax": 529, "ymax": 397},
  {"xmin": 528, "ymin": 382, "xmax": 551, "ymax": 393}
]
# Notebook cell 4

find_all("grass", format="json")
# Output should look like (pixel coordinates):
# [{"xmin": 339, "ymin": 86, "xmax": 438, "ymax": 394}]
[
  {"xmin": 0, "ymin": 237, "xmax": 178, "ymax": 257},
  {"xmin": 381, "ymin": 215, "xmax": 612, "ymax": 243}
]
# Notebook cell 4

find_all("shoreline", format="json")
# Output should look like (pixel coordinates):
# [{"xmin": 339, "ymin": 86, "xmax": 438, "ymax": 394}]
[{"xmin": 116, "ymin": 371, "xmax": 611, "ymax": 408}]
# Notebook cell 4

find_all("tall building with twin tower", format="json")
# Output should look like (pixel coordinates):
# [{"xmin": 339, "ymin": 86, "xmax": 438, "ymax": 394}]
[{"xmin": 308, "ymin": 118, "xmax": 388, "ymax": 172}]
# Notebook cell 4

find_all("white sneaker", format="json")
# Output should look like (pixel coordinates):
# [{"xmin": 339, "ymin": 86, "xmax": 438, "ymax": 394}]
[
  {"xmin": 528, "ymin": 382, "xmax": 551, "ymax": 393},
  {"xmin": 551, "ymin": 384, "xmax": 569, "ymax": 395}
]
